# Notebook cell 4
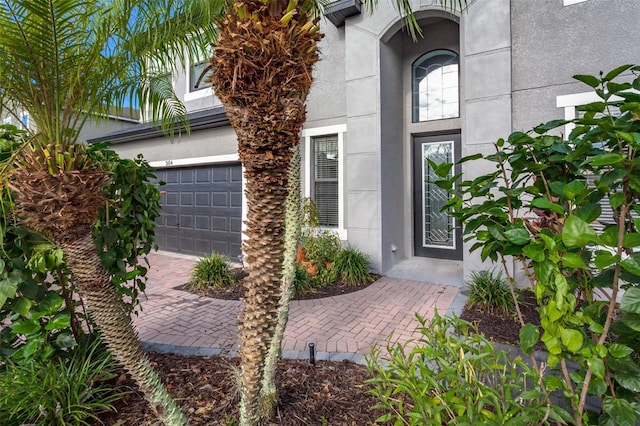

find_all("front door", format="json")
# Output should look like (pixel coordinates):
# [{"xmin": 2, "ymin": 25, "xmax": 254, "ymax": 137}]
[{"xmin": 413, "ymin": 133, "xmax": 462, "ymax": 260}]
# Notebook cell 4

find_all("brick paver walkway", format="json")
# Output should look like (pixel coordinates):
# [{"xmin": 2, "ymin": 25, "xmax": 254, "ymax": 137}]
[{"xmin": 134, "ymin": 252, "xmax": 460, "ymax": 359}]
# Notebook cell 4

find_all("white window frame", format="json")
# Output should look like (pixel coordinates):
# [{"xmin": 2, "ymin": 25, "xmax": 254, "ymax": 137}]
[
  {"xmin": 302, "ymin": 124, "xmax": 347, "ymax": 240},
  {"xmin": 184, "ymin": 49, "xmax": 214, "ymax": 102},
  {"xmin": 556, "ymin": 91, "xmax": 627, "ymax": 137}
]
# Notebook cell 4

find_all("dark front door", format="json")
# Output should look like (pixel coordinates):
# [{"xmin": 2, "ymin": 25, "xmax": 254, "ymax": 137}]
[
  {"xmin": 413, "ymin": 133, "xmax": 462, "ymax": 260},
  {"xmin": 154, "ymin": 164, "xmax": 243, "ymax": 258}
]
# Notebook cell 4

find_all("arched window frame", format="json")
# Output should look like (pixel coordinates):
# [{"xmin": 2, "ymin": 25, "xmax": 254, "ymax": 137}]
[{"xmin": 411, "ymin": 49, "xmax": 459, "ymax": 123}]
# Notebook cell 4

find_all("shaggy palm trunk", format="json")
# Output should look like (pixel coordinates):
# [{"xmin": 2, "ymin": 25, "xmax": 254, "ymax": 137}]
[
  {"xmin": 259, "ymin": 148, "xmax": 302, "ymax": 419},
  {"xmin": 62, "ymin": 234, "xmax": 187, "ymax": 426},
  {"xmin": 9, "ymin": 160, "xmax": 187, "ymax": 426},
  {"xmin": 209, "ymin": 1, "xmax": 322, "ymax": 424}
]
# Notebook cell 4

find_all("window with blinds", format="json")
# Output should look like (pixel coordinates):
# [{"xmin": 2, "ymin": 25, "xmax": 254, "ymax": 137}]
[{"xmin": 312, "ymin": 135, "xmax": 339, "ymax": 227}]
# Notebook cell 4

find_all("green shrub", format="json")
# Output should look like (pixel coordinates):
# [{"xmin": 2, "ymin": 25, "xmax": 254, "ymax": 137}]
[
  {"xmin": 366, "ymin": 313, "xmax": 571, "ymax": 425},
  {"xmin": 300, "ymin": 229, "xmax": 341, "ymax": 265},
  {"xmin": 0, "ymin": 336, "xmax": 123, "ymax": 426},
  {"xmin": 466, "ymin": 269, "xmax": 515, "ymax": 316},
  {"xmin": 188, "ymin": 252, "xmax": 235, "ymax": 290},
  {"xmin": 293, "ymin": 264, "xmax": 313, "ymax": 296},
  {"xmin": 331, "ymin": 247, "xmax": 373, "ymax": 286}
]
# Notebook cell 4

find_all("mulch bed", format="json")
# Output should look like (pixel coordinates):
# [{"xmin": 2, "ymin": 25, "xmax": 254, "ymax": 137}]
[
  {"xmin": 459, "ymin": 289, "xmax": 543, "ymax": 350},
  {"xmin": 176, "ymin": 269, "xmax": 380, "ymax": 301},
  {"xmin": 95, "ymin": 353, "xmax": 386, "ymax": 425}
]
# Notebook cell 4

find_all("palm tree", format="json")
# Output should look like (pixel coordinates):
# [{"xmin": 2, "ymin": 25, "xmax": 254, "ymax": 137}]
[
  {"xmin": 208, "ymin": 1, "xmax": 465, "ymax": 424},
  {"xmin": 0, "ymin": 1, "xmax": 223, "ymax": 424}
]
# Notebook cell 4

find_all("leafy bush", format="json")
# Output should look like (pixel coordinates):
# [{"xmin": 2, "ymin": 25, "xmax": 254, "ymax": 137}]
[
  {"xmin": 367, "ymin": 313, "xmax": 570, "ymax": 425},
  {"xmin": 292, "ymin": 264, "xmax": 313, "ymax": 296},
  {"xmin": 331, "ymin": 247, "xmax": 372, "ymax": 286},
  {"xmin": 0, "ymin": 135, "xmax": 161, "ymax": 362},
  {"xmin": 435, "ymin": 64, "xmax": 640, "ymax": 424},
  {"xmin": 466, "ymin": 269, "xmax": 515, "ymax": 316},
  {"xmin": 0, "ymin": 335, "xmax": 123, "ymax": 426},
  {"xmin": 188, "ymin": 252, "xmax": 235, "ymax": 290},
  {"xmin": 300, "ymin": 228, "xmax": 341, "ymax": 266}
]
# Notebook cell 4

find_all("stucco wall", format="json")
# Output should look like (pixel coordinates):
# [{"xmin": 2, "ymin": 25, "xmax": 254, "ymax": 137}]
[
  {"xmin": 511, "ymin": 0, "xmax": 640, "ymax": 132},
  {"xmin": 107, "ymin": 126, "xmax": 238, "ymax": 163}
]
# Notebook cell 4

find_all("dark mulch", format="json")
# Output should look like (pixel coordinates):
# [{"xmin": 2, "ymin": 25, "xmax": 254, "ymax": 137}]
[
  {"xmin": 95, "ymin": 353, "xmax": 385, "ymax": 425},
  {"xmin": 459, "ymin": 289, "xmax": 543, "ymax": 350},
  {"xmin": 177, "ymin": 269, "xmax": 380, "ymax": 302}
]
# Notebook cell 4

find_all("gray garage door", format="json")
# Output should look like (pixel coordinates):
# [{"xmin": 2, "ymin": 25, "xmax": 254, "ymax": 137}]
[{"xmin": 154, "ymin": 164, "xmax": 243, "ymax": 258}]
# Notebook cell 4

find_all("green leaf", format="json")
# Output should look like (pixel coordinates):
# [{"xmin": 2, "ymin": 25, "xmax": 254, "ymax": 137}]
[
  {"xmin": 604, "ymin": 64, "xmax": 634, "ymax": 82},
  {"xmin": 610, "ymin": 192, "xmax": 625, "ymax": 210},
  {"xmin": 44, "ymin": 313, "xmax": 70, "ymax": 331},
  {"xmin": 11, "ymin": 319, "xmax": 41, "ymax": 335},
  {"xmin": 562, "ymin": 252, "xmax": 588, "ymax": 269},
  {"xmin": 55, "ymin": 332, "xmax": 77, "ymax": 350},
  {"xmin": 623, "ymin": 233, "xmax": 640, "ymax": 249},
  {"xmin": 531, "ymin": 198, "xmax": 565, "ymax": 214},
  {"xmin": 588, "ymin": 357, "xmax": 605, "ymax": 379},
  {"xmin": 523, "ymin": 243, "xmax": 545, "ymax": 262},
  {"xmin": 11, "ymin": 297, "xmax": 32, "ymax": 317},
  {"xmin": 563, "ymin": 181, "xmax": 587, "ymax": 200},
  {"xmin": 603, "ymin": 396, "xmax": 639, "ymax": 426},
  {"xmin": 620, "ymin": 287, "xmax": 640, "ymax": 313},
  {"xmin": 574, "ymin": 203, "xmax": 602, "ymax": 224},
  {"xmin": 573, "ymin": 74, "xmax": 600, "ymax": 88},
  {"xmin": 594, "ymin": 251, "xmax": 619, "ymax": 269},
  {"xmin": 503, "ymin": 227, "xmax": 530, "ymax": 245},
  {"xmin": 562, "ymin": 215, "xmax": 597, "ymax": 248},
  {"xmin": 609, "ymin": 343, "xmax": 633, "ymax": 359},
  {"xmin": 519, "ymin": 323, "xmax": 539, "ymax": 355},
  {"xmin": 616, "ymin": 374, "xmax": 640, "ymax": 394},
  {"xmin": 620, "ymin": 313, "xmax": 640, "ymax": 331},
  {"xmin": 0, "ymin": 272, "xmax": 20, "ymax": 309},
  {"xmin": 36, "ymin": 292, "xmax": 65, "ymax": 316},
  {"xmin": 560, "ymin": 328, "xmax": 583, "ymax": 353},
  {"xmin": 590, "ymin": 153, "xmax": 624, "ymax": 166},
  {"xmin": 621, "ymin": 255, "xmax": 640, "ymax": 276}
]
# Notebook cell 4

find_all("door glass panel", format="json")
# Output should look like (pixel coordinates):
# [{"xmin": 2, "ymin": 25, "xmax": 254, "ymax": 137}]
[{"xmin": 422, "ymin": 141, "xmax": 454, "ymax": 248}]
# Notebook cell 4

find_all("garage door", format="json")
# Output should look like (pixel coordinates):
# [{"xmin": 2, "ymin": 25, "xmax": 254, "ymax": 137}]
[{"xmin": 154, "ymin": 164, "xmax": 243, "ymax": 258}]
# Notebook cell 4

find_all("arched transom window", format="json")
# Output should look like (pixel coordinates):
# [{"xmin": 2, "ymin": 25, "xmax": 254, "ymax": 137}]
[{"xmin": 412, "ymin": 50, "xmax": 459, "ymax": 122}]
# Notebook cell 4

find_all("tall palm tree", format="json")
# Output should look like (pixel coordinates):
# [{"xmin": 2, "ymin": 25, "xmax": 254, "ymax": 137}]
[
  {"xmin": 0, "ymin": 1, "xmax": 223, "ymax": 424},
  {"xmin": 209, "ymin": 1, "xmax": 465, "ymax": 424}
]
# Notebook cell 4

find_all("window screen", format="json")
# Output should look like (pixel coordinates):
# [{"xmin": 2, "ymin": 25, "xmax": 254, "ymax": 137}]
[{"xmin": 312, "ymin": 135, "xmax": 339, "ymax": 227}]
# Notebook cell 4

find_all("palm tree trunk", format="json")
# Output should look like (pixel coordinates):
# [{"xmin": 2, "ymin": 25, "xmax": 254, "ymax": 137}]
[
  {"xmin": 62, "ymin": 233, "xmax": 188, "ymax": 426},
  {"xmin": 259, "ymin": 148, "xmax": 302, "ymax": 420},
  {"xmin": 209, "ymin": 3, "xmax": 322, "ymax": 423}
]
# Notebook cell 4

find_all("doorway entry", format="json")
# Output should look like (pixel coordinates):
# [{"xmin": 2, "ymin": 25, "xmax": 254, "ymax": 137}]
[{"xmin": 412, "ymin": 133, "xmax": 462, "ymax": 260}]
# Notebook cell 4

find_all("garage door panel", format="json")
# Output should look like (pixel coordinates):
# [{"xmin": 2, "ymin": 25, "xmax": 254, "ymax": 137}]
[
  {"xmin": 230, "ymin": 217, "xmax": 242, "ymax": 233},
  {"xmin": 230, "ymin": 192, "xmax": 242, "ymax": 207},
  {"xmin": 165, "ymin": 192, "xmax": 179, "ymax": 205},
  {"xmin": 195, "ymin": 192, "xmax": 210, "ymax": 206},
  {"xmin": 195, "ymin": 216, "xmax": 209, "ymax": 230},
  {"xmin": 155, "ymin": 163, "xmax": 242, "ymax": 257},
  {"xmin": 181, "ymin": 169, "xmax": 194, "ymax": 183},
  {"xmin": 212, "ymin": 216, "xmax": 228, "ymax": 231},
  {"xmin": 166, "ymin": 170, "xmax": 179, "ymax": 183},
  {"xmin": 180, "ymin": 192, "xmax": 194, "ymax": 206},
  {"xmin": 196, "ymin": 168, "xmax": 209, "ymax": 183},
  {"xmin": 212, "ymin": 192, "xmax": 228, "ymax": 207},
  {"xmin": 180, "ymin": 215, "xmax": 194, "ymax": 229}
]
